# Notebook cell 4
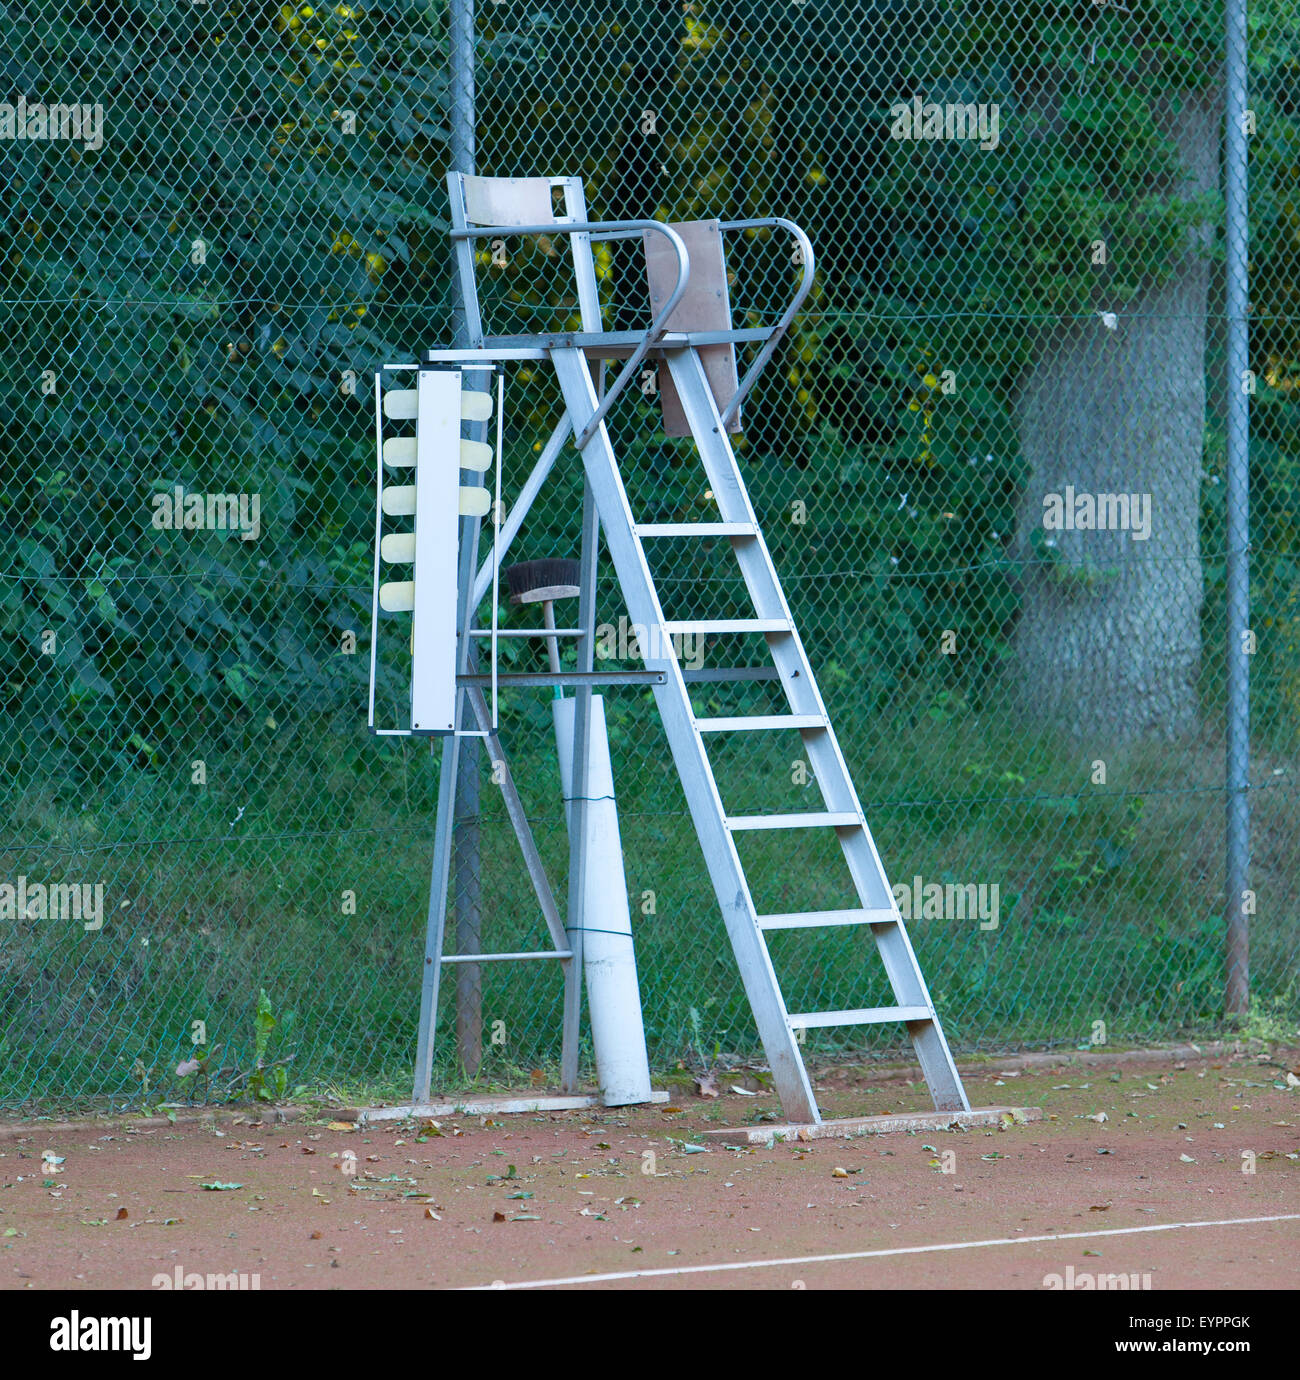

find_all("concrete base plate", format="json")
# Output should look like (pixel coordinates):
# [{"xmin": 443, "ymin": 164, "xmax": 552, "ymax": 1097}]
[
  {"xmin": 699, "ymin": 1105, "xmax": 1043, "ymax": 1145},
  {"xmin": 353, "ymin": 1090, "xmax": 671, "ymax": 1125}
]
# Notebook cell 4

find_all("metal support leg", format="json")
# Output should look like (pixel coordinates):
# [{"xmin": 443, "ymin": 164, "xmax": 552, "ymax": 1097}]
[
  {"xmin": 462, "ymin": 687, "xmax": 571, "ymax": 958},
  {"xmin": 413, "ymin": 711, "xmax": 463, "ymax": 1102},
  {"xmin": 454, "ymin": 738, "xmax": 482, "ymax": 1078},
  {"xmin": 551, "ymin": 346, "xmax": 821, "ymax": 1124},
  {"xmin": 558, "ymin": 480, "xmax": 603, "ymax": 1093}
]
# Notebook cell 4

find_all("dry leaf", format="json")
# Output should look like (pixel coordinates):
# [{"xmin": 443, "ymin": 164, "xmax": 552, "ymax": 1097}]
[
  {"xmin": 1088, "ymin": 1204, "xmax": 1110, "ymax": 1211},
  {"xmin": 1087, "ymin": 1112, "xmax": 1108, "ymax": 1123},
  {"xmin": 327, "ymin": 1121, "xmax": 355, "ymax": 1133},
  {"xmin": 115, "ymin": 1207, "xmax": 128, "ymax": 1220},
  {"xmin": 831, "ymin": 1167, "xmax": 849, "ymax": 1178},
  {"xmin": 492, "ymin": 1211, "xmax": 507, "ymax": 1223},
  {"xmin": 310, "ymin": 1230, "xmax": 322, "ymax": 1240},
  {"xmin": 694, "ymin": 1074, "xmax": 720, "ymax": 1099},
  {"xmin": 424, "ymin": 1207, "xmax": 441, "ymax": 1220}
]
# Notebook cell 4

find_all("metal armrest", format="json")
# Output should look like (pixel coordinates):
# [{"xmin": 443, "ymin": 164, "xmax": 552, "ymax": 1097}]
[
  {"xmin": 450, "ymin": 220, "xmax": 691, "ymax": 448},
  {"xmin": 716, "ymin": 218, "xmax": 816, "ymax": 427}
]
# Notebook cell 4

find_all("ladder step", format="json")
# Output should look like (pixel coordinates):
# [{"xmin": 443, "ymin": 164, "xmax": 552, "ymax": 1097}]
[
  {"xmin": 696, "ymin": 714, "xmax": 825, "ymax": 733},
  {"xmin": 759, "ymin": 908, "xmax": 898, "ymax": 930},
  {"xmin": 663, "ymin": 618, "xmax": 790, "ymax": 635},
  {"xmin": 787, "ymin": 1005, "xmax": 932, "ymax": 1029},
  {"xmin": 726, "ymin": 811, "xmax": 861, "ymax": 831},
  {"xmin": 441, "ymin": 951, "xmax": 573, "ymax": 964},
  {"xmin": 635, "ymin": 523, "xmax": 757, "ymax": 538}
]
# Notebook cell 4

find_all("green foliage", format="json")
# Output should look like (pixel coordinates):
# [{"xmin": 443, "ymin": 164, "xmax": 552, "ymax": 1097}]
[
  {"xmin": 1238, "ymin": 990, "xmax": 1300, "ymax": 1044},
  {"xmin": 247, "ymin": 988, "xmax": 290, "ymax": 1102},
  {"xmin": 0, "ymin": 0, "xmax": 455, "ymax": 783},
  {"xmin": 473, "ymin": 1, "xmax": 1300, "ymax": 715},
  {"xmin": 5, "ymin": 0, "xmax": 1300, "ymax": 773}
]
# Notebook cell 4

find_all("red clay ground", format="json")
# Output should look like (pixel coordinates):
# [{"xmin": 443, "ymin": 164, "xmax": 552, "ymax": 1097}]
[{"xmin": 2, "ymin": 1048, "xmax": 1297, "ymax": 1291}]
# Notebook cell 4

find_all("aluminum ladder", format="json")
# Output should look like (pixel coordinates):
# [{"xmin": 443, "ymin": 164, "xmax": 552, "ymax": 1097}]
[
  {"xmin": 548, "ymin": 344, "xmax": 969, "ymax": 1125},
  {"xmin": 416, "ymin": 173, "xmax": 969, "ymax": 1126}
]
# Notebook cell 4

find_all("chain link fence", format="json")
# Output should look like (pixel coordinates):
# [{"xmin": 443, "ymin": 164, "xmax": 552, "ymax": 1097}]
[{"xmin": 2, "ymin": 1, "xmax": 1297, "ymax": 1113}]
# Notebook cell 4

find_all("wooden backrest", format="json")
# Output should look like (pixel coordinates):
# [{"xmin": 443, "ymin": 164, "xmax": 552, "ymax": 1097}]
[{"xmin": 645, "ymin": 219, "xmax": 740, "ymax": 434}]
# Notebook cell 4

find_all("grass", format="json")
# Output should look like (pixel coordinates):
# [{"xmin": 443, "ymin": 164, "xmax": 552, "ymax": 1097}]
[{"xmin": 2, "ymin": 681, "xmax": 1297, "ymax": 1115}]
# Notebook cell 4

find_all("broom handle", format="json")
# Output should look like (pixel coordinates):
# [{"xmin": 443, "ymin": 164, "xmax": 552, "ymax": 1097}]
[{"xmin": 542, "ymin": 600, "xmax": 562, "ymax": 676}]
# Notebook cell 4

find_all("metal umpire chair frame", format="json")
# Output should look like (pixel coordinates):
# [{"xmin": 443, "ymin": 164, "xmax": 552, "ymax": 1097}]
[{"xmin": 397, "ymin": 172, "xmax": 969, "ymax": 1127}]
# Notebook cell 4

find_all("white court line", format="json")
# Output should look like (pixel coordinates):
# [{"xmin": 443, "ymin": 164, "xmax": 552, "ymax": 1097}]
[{"xmin": 469, "ymin": 1212, "xmax": 1300, "ymax": 1290}]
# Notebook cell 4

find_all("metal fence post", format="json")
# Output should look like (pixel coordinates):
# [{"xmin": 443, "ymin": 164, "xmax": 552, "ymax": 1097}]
[
  {"xmin": 1224, "ymin": 0, "xmax": 1251, "ymax": 1017},
  {"xmin": 449, "ymin": 0, "xmax": 476, "ymax": 348},
  {"xmin": 449, "ymin": 0, "xmax": 484, "ymax": 1074}
]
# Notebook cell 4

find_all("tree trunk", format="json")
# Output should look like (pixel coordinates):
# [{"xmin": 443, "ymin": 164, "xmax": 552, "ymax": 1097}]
[{"xmin": 1009, "ymin": 94, "xmax": 1218, "ymax": 741}]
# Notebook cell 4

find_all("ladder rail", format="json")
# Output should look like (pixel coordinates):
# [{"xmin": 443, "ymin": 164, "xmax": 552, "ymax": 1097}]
[
  {"xmin": 550, "ymin": 345, "xmax": 824, "ymax": 1126},
  {"xmin": 664, "ymin": 350, "xmax": 899, "ymax": 866},
  {"xmin": 662, "ymin": 348, "xmax": 970, "ymax": 1112}
]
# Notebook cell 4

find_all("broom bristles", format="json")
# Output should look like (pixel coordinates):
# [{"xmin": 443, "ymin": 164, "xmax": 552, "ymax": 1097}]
[{"xmin": 503, "ymin": 558, "xmax": 582, "ymax": 604}]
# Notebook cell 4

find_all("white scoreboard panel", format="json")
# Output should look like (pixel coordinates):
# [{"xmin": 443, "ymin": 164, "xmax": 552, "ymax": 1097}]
[{"xmin": 370, "ymin": 364, "xmax": 497, "ymax": 736}]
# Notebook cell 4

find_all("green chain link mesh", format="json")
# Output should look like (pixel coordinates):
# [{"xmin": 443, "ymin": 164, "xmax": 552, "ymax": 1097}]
[{"xmin": 2, "ymin": 1, "xmax": 1297, "ymax": 1112}]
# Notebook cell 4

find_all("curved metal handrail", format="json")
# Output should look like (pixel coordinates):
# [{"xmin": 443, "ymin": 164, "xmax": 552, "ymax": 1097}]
[
  {"xmin": 450, "ymin": 220, "xmax": 691, "ymax": 449},
  {"xmin": 716, "ymin": 217, "xmax": 816, "ymax": 426}
]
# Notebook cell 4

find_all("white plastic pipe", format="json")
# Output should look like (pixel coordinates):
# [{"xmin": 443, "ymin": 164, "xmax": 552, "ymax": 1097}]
[{"xmin": 552, "ymin": 695, "xmax": 653, "ymax": 1106}]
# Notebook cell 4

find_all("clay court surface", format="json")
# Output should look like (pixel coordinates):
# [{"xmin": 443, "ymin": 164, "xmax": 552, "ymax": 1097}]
[{"xmin": 2, "ymin": 1047, "xmax": 1297, "ymax": 1292}]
